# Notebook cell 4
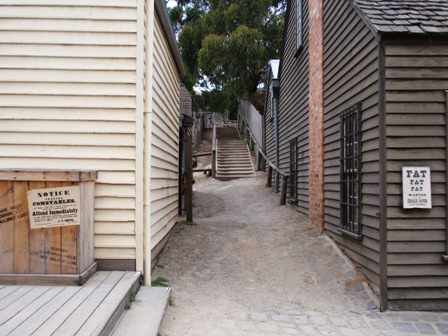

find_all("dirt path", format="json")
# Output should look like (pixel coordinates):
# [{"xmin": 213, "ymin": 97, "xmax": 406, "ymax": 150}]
[{"xmin": 154, "ymin": 174, "xmax": 385, "ymax": 336}]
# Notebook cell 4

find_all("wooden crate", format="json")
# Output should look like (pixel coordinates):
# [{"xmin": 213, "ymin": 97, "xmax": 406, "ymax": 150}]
[{"xmin": 0, "ymin": 170, "xmax": 97, "ymax": 285}]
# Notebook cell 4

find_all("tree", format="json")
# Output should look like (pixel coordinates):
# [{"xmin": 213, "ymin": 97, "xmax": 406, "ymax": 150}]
[{"xmin": 170, "ymin": 0, "xmax": 286, "ymax": 116}]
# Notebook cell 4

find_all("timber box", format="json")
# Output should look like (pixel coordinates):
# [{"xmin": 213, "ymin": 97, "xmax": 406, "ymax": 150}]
[{"xmin": 0, "ymin": 170, "xmax": 97, "ymax": 285}]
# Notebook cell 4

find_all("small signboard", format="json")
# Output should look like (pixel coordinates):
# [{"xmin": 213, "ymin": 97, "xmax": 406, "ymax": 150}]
[
  {"xmin": 402, "ymin": 167, "xmax": 432, "ymax": 209},
  {"xmin": 27, "ymin": 186, "xmax": 81, "ymax": 228}
]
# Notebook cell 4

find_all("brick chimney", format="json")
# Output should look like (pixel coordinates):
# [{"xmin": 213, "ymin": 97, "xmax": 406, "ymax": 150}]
[{"xmin": 308, "ymin": 0, "xmax": 325, "ymax": 230}]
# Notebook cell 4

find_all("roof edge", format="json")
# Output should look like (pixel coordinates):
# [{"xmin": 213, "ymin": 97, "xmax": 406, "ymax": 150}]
[
  {"xmin": 155, "ymin": 0, "xmax": 185, "ymax": 77},
  {"xmin": 349, "ymin": 0, "xmax": 379, "ymax": 36},
  {"xmin": 350, "ymin": 0, "xmax": 448, "ymax": 37}
]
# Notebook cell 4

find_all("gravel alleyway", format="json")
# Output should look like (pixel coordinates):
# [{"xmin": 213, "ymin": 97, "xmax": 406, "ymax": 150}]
[{"xmin": 154, "ymin": 174, "xmax": 448, "ymax": 336}]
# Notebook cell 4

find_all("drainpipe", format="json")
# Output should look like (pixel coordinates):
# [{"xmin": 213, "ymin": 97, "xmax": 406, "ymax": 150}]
[{"xmin": 272, "ymin": 79, "xmax": 280, "ymax": 192}]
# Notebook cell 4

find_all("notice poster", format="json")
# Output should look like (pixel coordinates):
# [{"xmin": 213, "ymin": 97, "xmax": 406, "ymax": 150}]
[
  {"xmin": 402, "ymin": 167, "xmax": 432, "ymax": 209},
  {"xmin": 27, "ymin": 186, "xmax": 81, "ymax": 228}
]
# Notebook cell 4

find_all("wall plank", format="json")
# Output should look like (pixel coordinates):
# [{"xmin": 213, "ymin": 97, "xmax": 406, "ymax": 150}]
[
  {"xmin": 323, "ymin": 0, "xmax": 380, "ymax": 290},
  {"xmin": 385, "ymin": 38, "xmax": 448, "ymax": 310},
  {"xmin": 0, "ymin": 1, "xmax": 138, "ymax": 260},
  {"xmin": 149, "ymin": 13, "xmax": 180, "ymax": 249}
]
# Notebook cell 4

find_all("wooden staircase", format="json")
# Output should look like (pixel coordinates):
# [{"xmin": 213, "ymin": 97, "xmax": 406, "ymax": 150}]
[{"xmin": 216, "ymin": 127, "xmax": 256, "ymax": 180}]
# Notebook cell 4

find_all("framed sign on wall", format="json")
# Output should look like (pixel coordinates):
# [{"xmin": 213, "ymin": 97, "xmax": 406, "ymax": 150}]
[{"xmin": 402, "ymin": 167, "xmax": 432, "ymax": 209}]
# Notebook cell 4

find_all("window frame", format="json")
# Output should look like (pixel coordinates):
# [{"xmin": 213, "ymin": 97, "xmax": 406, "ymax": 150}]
[
  {"xmin": 296, "ymin": 0, "xmax": 303, "ymax": 53},
  {"xmin": 339, "ymin": 103, "xmax": 363, "ymax": 240},
  {"xmin": 288, "ymin": 137, "xmax": 298, "ymax": 203}
]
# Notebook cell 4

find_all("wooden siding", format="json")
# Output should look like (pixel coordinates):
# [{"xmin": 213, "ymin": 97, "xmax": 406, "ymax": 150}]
[
  {"xmin": 0, "ymin": 0, "xmax": 138, "ymax": 261},
  {"xmin": 180, "ymin": 84, "xmax": 192, "ymax": 116},
  {"xmin": 278, "ymin": 0, "xmax": 309, "ymax": 214},
  {"xmin": 150, "ymin": 13, "xmax": 180, "ymax": 249},
  {"xmin": 323, "ymin": 0, "xmax": 381, "ymax": 292},
  {"xmin": 384, "ymin": 38, "xmax": 448, "ymax": 310}
]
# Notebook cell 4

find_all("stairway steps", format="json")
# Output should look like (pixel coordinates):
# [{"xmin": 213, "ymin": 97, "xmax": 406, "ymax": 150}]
[
  {"xmin": 218, "ymin": 150, "xmax": 250, "ymax": 153},
  {"xmin": 218, "ymin": 162, "xmax": 253, "ymax": 166},
  {"xmin": 218, "ymin": 162, "xmax": 253, "ymax": 165},
  {"xmin": 221, "ymin": 165, "xmax": 252, "ymax": 170},
  {"xmin": 215, "ymin": 126, "xmax": 255, "ymax": 180}
]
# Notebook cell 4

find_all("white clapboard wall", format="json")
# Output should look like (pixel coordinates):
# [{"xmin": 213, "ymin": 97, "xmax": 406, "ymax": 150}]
[
  {"xmin": 150, "ymin": 13, "xmax": 180, "ymax": 249},
  {"xmin": 0, "ymin": 0, "xmax": 139, "ymax": 261}
]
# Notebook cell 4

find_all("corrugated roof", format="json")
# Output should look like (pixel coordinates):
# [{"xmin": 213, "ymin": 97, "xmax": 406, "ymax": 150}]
[{"xmin": 352, "ymin": 0, "xmax": 448, "ymax": 35}]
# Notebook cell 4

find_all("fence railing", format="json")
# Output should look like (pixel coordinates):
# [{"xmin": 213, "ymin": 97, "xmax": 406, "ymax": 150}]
[
  {"xmin": 238, "ymin": 113, "xmax": 289, "ymax": 206},
  {"xmin": 238, "ymin": 100, "xmax": 263, "ymax": 147}
]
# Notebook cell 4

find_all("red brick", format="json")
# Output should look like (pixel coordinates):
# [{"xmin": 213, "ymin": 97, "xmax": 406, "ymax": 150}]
[{"xmin": 307, "ymin": 0, "xmax": 324, "ymax": 231}]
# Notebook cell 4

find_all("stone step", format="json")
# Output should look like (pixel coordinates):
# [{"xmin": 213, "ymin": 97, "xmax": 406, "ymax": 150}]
[{"xmin": 112, "ymin": 287, "xmax": 171, "ymax": 336}]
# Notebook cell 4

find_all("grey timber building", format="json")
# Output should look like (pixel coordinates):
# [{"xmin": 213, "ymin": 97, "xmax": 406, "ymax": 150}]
[{"xmin": 264, "ymin": 0, "xmax": 448, "ymax": 311}]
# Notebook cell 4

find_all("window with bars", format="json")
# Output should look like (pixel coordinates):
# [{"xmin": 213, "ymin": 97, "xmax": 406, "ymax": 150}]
[
  {"xmin": 340, "ymin": 103, "xmax": 362, "ymax": 238},
  {"xmin": 296, "ymin": 0, "xmax": 303, "ymax": 52},
  {"xmin": 288, "ymin": 138, "xmax": 298, "ymax": 202}
]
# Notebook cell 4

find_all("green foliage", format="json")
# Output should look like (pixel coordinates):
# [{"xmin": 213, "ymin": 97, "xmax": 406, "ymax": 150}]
[
  {"xmin": 151, "ymin": 277, "xmax": 170, "ymax": 287},
  {"xmin": 172, "ymin": 0, "xmax": 286, "ymax": 113},
  {"xmin": 194, "ymin": 89, "xmax": 231, "ymax": 113}
]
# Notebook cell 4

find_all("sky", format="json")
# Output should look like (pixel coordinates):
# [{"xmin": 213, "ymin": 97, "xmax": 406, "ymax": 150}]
[{"xmin": 167, "ymin": 0, "xmax": 176, "ymax": 8}]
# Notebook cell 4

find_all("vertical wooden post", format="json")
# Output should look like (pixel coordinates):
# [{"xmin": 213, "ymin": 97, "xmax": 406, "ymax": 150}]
[
  {"xmin": 267, "ymin": 166, "xmax": 273, "ymax": 187},
  {"xmin": 185, "ymin": 129, "xmax": 193, "ymax": 223},
  {"xmin": 181, "ymin": 115, "xmax": 194, "ymax": 223},
  {"xmin": 280, "ymin": 175, "xmax": 288, "ymax": 206},
  {"xmin": 260, "ymin": 153, "xmax": 266, "ymax": 171}
]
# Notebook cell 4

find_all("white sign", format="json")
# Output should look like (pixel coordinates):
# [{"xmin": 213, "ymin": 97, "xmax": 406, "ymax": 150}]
[
  {"xmin": 402, "ymin": 167, "xmax": 432, "ymax": 209},
  {"xmin": 27, "ymin": 186, "xmax": 81, "ymax": 228}
]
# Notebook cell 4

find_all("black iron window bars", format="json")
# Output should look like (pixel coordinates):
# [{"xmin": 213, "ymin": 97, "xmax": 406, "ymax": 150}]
[
  {"xmin": 288, "ymin": 138, "xmax": 298, "ymax": 202},
  {"xmin": 340, "ymin": 103, "xmax": 362, "ymax": 238}
]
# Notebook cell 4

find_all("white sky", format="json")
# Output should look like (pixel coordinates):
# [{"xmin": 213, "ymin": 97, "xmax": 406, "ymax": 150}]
[{"xmin": 167, "ymin": 0, "xmax": 176, "ymax": 8}]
